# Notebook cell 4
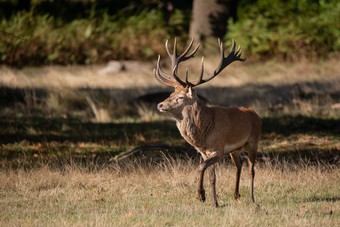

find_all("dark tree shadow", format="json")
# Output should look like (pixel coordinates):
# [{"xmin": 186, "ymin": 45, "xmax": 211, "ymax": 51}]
[{"xmin": 0, "ymin": 79, "xmax": 339, "ymax": 168}]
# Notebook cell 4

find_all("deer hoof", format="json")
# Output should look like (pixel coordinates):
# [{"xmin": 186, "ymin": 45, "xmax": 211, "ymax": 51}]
[
  {"xmin": 213, "ymin": 200, "xmax": 219, "ymax": 208},
  {"xmin": 234, "ymin": 193, "xmax": 241, "ymax": 200},
  {"xmin": 198, "ymin": 189, "xmax": 206, "ymax": 202}
]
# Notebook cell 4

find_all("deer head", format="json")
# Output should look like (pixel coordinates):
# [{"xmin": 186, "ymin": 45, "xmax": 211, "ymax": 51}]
[
  {"xmin": 157, "ymin": 86, "xmax": 197, "ymax": 115},
  {"xmin": 155, "ymin": 38, "xmax": 245, "ymax": 114}
]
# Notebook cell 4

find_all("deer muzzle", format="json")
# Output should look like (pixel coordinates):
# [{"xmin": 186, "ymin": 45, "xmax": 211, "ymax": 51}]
[{"xmin": 157, "ymin": 103, "xmax": 167, "ymax": 112}]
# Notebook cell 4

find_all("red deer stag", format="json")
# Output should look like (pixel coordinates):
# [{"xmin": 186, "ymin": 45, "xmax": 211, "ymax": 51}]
[{"xmin": 154, "ymin": 39, "xmax": 262, "ymax": 207}]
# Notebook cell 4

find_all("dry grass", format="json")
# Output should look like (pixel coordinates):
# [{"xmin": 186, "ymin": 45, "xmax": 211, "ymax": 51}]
[
  {"xmin": 1, "ymin": 58, "xmax": 339, "ymax": 122},
  {"xmin": 0, "ymin": 65, "xmax": 156, "ymax": 89},
  {"xmin": 0, "ymin": 58, "xmax": 339, "ymax": 89},
  {"xmin": 0, "ymin": 59, "xmax": 339, "ymax": 226},
  {"xmin": 0, "ymin": 159, "xmax": 339, "ymax": 226}
]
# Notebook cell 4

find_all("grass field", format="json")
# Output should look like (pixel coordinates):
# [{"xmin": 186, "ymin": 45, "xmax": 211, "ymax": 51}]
[
  {"xmin": 0, "ymin": 58, "xmax": 339, "ymax": 226},
  {"xmin": 0, "ymin": 159, "xmax": 339, "ymax": 226}
]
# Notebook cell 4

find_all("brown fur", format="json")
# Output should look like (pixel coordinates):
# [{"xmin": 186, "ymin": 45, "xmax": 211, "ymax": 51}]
[{"xmin": 177, "ymin": 100, "xmax": 214, "ymax": 149}]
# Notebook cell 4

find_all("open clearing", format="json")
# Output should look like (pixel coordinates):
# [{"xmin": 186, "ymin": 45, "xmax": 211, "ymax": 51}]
[
  {"xmin": 0, "ymin": 159, "xmax": 339, "ymax": 226},
  {"xmin": 0, "ymin": 58, "xmax": 339, "ymax": 226}
]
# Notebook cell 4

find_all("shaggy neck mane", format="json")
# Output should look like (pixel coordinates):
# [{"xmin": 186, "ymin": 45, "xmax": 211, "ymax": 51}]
[{"xmin": 175, "ymin": 100, "xmax": 214, "ymax": 149}]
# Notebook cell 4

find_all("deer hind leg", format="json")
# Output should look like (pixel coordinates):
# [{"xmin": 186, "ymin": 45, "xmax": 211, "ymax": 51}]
[
  {"xmin": 197, "ymin": 154, "xmax": 220, "ymax": 205},
  {"xmin": 245, "ymin": 142, "xmax": 258, "ymax": 203},
  {"xmin": 208, "ymin": 165, "xmax": 218, "ymax": 207},
  {"xmin": 230, "ymin": 150, "xmax": 243, "ymax": 201}
]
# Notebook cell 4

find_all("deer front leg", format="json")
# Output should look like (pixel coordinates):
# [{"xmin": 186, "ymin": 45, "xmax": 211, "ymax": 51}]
[
  {"xmin": 197, "ymin": 155, "xmax": 220, "ymax": 204},
  {"xmin": 230, "ymin": 151, "xmax": 243, "ymax": 201},
  {"xmin": 197, "ymin": 170, "xmax": 206, "ymax": 202},
  {"xmin": 208, "ymin": 165, "xmax": 218, "ymax": 207}
]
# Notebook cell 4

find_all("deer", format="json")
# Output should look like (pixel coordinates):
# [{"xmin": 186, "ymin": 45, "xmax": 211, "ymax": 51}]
[{"xmin": 154, "ymin": 39, "xmax": 262, "ymax": 207}]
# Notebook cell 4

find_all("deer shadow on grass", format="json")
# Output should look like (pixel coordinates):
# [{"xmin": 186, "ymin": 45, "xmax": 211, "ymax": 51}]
[
  {"xmin": 0, "ymin": 115, "xmax": 338, "ymax": 143},
  {"xmin": 0, "ymin": 115, "xmax": 339, "ymax": 168},
  {"xmin": 0, "ymin": 83, "xmax": 339, "ymax": 167}
]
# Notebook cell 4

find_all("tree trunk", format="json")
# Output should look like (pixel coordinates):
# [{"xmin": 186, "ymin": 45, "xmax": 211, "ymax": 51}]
[{"xmin": 189, "ymin": 0, "xmax": 237, "ymax": 42}]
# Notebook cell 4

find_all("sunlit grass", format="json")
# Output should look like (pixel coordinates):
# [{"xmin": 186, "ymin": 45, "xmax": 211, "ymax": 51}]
[
  {"xmin": 1, "ymin": 58, "xmax": 339, "ymax": 89},
  {"xmin": 0, "ymin": 159, "xmax": 338, "ymax": 226},
  {"xmin": 0, "ymin": 60, "xmax": 339, "ymax": 226}
]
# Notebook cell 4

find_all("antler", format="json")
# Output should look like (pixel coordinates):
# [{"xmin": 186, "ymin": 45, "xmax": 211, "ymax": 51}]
[
  {"xmin": 154, "ymin": 38, "xmax": 200, "ymax": 87},
  {"xmin": 154, "ymin": 39, "xmax": 245, "ymax": 88},
  {"xmin": 188, "ymin": 39, "xmax": 246, "ymax": 87}
]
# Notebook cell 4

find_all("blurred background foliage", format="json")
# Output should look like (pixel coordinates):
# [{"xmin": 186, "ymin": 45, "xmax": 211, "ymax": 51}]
[
  {"xmin": 228, "ymin": 0, "xmax": 340, "ymax": 60},
  {"xmin": 0, "ymin": 0, "xmax": 339, "ymax": 66}
]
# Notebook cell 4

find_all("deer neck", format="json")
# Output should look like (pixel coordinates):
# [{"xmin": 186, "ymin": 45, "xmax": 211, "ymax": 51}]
[{"xmin": 175, "ymin": 100, "xmax": 214, "ymax": 149}]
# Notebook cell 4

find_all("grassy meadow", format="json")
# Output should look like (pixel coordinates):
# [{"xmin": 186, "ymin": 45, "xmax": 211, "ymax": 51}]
[
  {"xmin": 0, "ymin": 58, "xmax": 339, "ymax": 226},
  {"xmin": 1, "ymin": 159, "xmax": 339, "ymax": 226}
]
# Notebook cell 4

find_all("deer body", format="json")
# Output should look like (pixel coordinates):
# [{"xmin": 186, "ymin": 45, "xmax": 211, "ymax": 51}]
[{"xmin": 154, "ymin": 39, "xmax": 262, "ymax": 207}]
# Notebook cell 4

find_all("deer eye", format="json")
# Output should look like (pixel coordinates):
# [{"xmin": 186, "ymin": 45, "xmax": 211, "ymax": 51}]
[{"xmin": 178, "ymin": 96, "xmax": 184, "ymax": 99}]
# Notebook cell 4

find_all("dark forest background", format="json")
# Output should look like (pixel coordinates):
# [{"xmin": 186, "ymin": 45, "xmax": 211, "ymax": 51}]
[{"xmin": 0, "ymin": 0, "xmax": 339, "ymax": 67}]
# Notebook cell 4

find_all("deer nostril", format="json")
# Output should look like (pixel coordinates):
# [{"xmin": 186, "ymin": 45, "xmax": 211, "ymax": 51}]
[{"xmin": 157, "ymin": 103, "xmax": 163, "ymax": 110}]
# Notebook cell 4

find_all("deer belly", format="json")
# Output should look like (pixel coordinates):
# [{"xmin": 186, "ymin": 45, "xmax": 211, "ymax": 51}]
[{"xmin": 223, "ymin": 138, "xmax": 248, "ymax": 154}]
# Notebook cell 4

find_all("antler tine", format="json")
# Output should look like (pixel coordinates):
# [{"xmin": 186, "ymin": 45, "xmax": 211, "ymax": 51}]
[
  {"xmin": 164, "ymin": 40, "xmax": 172, "ymax": 58},
  {"xmin": 191, "ymin": 39, "xmax": 245, "ymax": 87},
  {"xmin": 164, "ymin": 39, "xmax": 186, "ymax": 86},
  {"xmin": 173, "ymin": 38, "xmax": 178, "ymax": 59},
  {"xmin": 161, "ymin": 38, "xmax": 201, "ymax": 87},
  {"xmin": 166, "ymin": 38, "xmax": 200, "ymax": 63},
  {"xmin": 155, "ymin": 56, "xmax": 179, "ymax": 87},
  {"xmin": 165, "ymin": 38, "xmax": 180, "ymax": 68},
  {"xmin": 157, "ymin": 41, "xmax": 187, "ymax": 87},
  {"xmin": 175, "ymin": 39, "xmax": 201, "ymax": 87},
  {"xmin": 154, "ymin": 69, "xmax": 167, "ymax": 85},
  {"xmin": 171, "ymin": 64, "xmax": 187, "ymax": 87},
  {"xmin": 236, "ymin": 44, "xmax": 241, "ymax": 53},
  {"xmin": 165, "ymin": 39, "xmax": 178, "ymax": 72},
  {"xmin": 231, "ymin": 39, "xmax": 246, "ymax": 61},
  {"xmin": 230, "ymin": 39, "xmax": 236, "ymax": 53},
  {"xmin": 178, "ymin": 39, "xmax": 201, "ymax": 63},
  {"xmin": 156, "ymin": 56, "xmax": 172, "ymax": 80},
  {"xmin": 157, "ymin": 56, "xmax": 172, "ymax": 79},
  {"xmin": 154, "ymin": 68, "xmax": 176, "ymax": 87},
  {"xmin": 198, "ymin": 57, "xmax": 204, "ymax": 83},
  {"xmin": 158, "ymin": 66, "xmax": 172, "ymax": 79}
]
